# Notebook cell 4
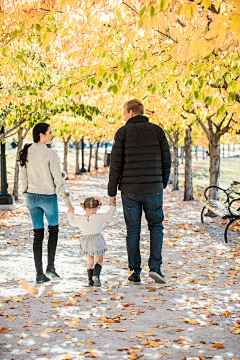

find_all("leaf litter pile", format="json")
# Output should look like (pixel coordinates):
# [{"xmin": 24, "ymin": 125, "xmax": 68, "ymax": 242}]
[{"xmin": 0, "ymin": 171, "xmax": 240, "ymax": 360}]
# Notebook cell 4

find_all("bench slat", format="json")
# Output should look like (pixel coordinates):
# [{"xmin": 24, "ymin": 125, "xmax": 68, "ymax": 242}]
[{"xmin": 201, "ymin": 199, "xmax": 240, "ymax": 218}]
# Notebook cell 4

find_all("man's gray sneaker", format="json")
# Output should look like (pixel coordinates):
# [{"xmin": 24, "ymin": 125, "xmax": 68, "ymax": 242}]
[{"xmin": 149, "ymin": 269, "xmax": 166, "ymax": 284}]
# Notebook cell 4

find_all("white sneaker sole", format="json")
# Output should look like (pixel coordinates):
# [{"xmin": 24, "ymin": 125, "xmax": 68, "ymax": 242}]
[
  {"xmin": 149, "ymin": 271, "xmax": 166, "ymax": 284},
  {"xmin": 128, "ymin": 279, "xmax": 141, "ymax": 285},
  {"xmin": 46, "ymin": 271, "xmax": 60, "ymax": 279}
]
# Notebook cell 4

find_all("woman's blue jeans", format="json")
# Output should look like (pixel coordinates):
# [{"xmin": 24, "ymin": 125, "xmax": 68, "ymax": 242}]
[
  {"xmin": 121, "ymin": 191, "xmax": 164, "ymax": 275},
  {"xmin": 27, "ymin": 193, "xmax": 59, "ymax": 229}
]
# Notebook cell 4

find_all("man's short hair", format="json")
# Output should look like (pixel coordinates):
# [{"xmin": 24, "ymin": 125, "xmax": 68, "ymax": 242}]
[{"xmin": 124, "ymin": 99, "xmax": 144, "ymax": 115}]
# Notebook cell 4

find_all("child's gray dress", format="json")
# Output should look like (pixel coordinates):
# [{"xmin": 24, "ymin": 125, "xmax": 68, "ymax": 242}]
[{"xmin": 79, "ymin": 233, "xmax": 107, "ymax": 257}]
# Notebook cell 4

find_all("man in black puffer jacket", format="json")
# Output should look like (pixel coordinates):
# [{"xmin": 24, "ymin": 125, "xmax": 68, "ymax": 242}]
[{"xmin": 108, "ymin": 99, "xmax": 171, "ymax": 285}]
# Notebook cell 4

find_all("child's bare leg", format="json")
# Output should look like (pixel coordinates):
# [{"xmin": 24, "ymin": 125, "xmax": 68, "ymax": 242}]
[
  {"xmin": 95, "ymin": 255, "xmax": 103, "ymax": 266},
  {"xmin": 86, "ymin": 255, "xmax": 94, "ymax": 269}
]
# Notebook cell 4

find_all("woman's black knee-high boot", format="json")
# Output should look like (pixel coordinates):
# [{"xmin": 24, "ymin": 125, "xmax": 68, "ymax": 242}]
[
  {"xmin": 33, "ymin": 228, "xmax": 50, "ymax": 284},
  {"xmin": 46, "ymin": 225, "xmax": 60, "ymax": 279}
]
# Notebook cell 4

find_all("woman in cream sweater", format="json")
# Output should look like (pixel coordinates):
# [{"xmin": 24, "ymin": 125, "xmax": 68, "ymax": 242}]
[{"xmin": 19, "ymin": 123, "xmax": 74, "ymax": 283}]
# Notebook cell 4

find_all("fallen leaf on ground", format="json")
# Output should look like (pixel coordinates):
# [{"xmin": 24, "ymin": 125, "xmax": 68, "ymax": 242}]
[{"xmin": 0, "ymin": 327, "xmax": 9, "ymax": 333}]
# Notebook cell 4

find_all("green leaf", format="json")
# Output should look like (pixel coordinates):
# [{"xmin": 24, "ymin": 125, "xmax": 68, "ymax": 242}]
[
  {"xmin": 2, "ymin": 48, "xmax": 6, "ymax": 56},
  {"xmin": 119, "ymin": 60, "xmax": 124, "ymax": 67},
  {"xmin": 150, "ymin": 5, "xmax": 155, "ymax": 18},
  {"xmin": 114, "ymin": 73, "xmax": 119, "ymax": 81},
  {"xmin": 101, "ymin": 52, "xmax": 106, "ymax": 59},
  {"xmin": 139, "ymin": 6, "xmax": 146, "ymax": 17},
  {"xmin": 151, "ymin": 86, "xmax": 157, "ymax": 94},
  {"xmin": 160, "ymin": 0, "xmax": 166, "ymax": 11},
  {"xmin": 36, "ymin": 24, "xmax": 41, "ymax": 32},
  {"xmin": 194, "ymin": 91, "xmax": 198, "ymax": 100},
  {"xmin": 107, "ymin": 86, "xmax": 112, "ymax": 92},
  {"xmin": 177, "ymin": 4, "xmax": 183, "ymax": 15},
  {"xmin": 140, "ymin": 68, "xmax": 144, "ymax": 76},
  {"xmin": 143, "ymin": 52, "xmax": 147, "ymax": 60},
  {"xmin": 138, "ymin": 18, "xmax": 143, "ymax": 28},
  {"xmin": 91, "ymin": 77, "xmax": 96, "ymax": 85},
  {"xmin": 112, "ymin": 85, "xmax": 118, "ymax": 94}
]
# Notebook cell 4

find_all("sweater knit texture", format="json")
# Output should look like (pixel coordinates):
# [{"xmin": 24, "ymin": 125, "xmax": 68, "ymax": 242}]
[
  {"xmin": 67, "ymin": 206, "xmax": 116, "ymax": 235},
  {"xmin": 108, "ymin": 115, "xmax": 171, "ymax": 196},
  {"xmin": 19, "ymin": 143, "xmax": 72, "ymax": 207}
]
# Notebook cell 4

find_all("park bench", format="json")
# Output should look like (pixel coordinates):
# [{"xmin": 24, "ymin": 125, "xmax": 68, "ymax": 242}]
[{"xmin": 201, "ymin": 181, "xmax": 240, "ymax": 243}]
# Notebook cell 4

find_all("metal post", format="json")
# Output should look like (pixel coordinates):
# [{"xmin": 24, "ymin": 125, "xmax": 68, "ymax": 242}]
[
  {"xmin": 0, "ymin": 127, "xmax": 16, "ymax": 210},
  {"xmin": 80, "ymin": 137, "xmax": 87, "ymax": 173}
]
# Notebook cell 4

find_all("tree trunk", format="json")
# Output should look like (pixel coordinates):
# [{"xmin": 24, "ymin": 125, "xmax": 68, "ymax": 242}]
[
  {"xmin": 74, "ymin": 139, "xmax": 80, "ymax": 174},
  {"xmin": 209, "ymin": 138, "xmax": 220, "ymax": 200},
  {"xmin": 95, "ymin": 141, "xmax": 100, "ymax": 170},
  {"xmin": 104, "ymin": 142, "xmax": 108, "ymax": 167},
  {"xmin": 222, "ymin": 144, "xmax": 225, "ymax": 158},
  {"xmin": 172, "ymin": 131, "xmax": 179, "ymax": 191},
  {"xmin": 184, "ymin": 125, "xmax": 193, "ymax": 201},
  {"xmin": 195, "ymin": 146, "xmax": 198, "ymax": 161},
  {"xmin": 180, "ymin": 146, "xmax": 184, "ymax": 164},
  {"xmin": 63, "ymin": 136, "xmax": 71, "ymax": 177},
  {"xmin": 88, "ymin": 143, "xmax": 93, "ymax": 172},
  {"xmin": 202, "ymin": 146, "xmax": 205, "ymax": 159},
  {"xmin": 13, "ymin": 130, "xmax": 23, "ymax": 200},
  {"xmin": 168, "ymin": 145, "xmax": 173, "ymax": 185}
]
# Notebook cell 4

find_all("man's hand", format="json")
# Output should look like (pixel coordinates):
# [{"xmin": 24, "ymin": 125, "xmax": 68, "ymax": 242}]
[
  {"xmin": 68, "ymin": 206, "xmax": 75, "ymax": 213},
  {"xmin": 109, "ymin": 196, "xmax": 116, "ymax": 206}
]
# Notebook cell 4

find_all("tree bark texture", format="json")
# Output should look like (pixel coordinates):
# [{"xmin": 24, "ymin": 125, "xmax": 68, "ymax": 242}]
[
  {"xmin": 195, "ymin": 146, "xmax": 198, "ymax": 161},
  {"xmin": 184, "ymin": 125, "xmax": 193, "ymax": 201},
  {"xmin": 88, "ymin": 143, "xmax": 93, "ymax": 172},
  {"xmin": 172, "ymin": 131, "xmax": 179, "ymax": 191},
  {"xmin": 168, "ymin": 145, "xmax": 173, "ymax": 185},
  {"xmin": 209, "ymin": 138, "xmax": 220, "ymax": 200},
  {"xmin": 74, "ymin": 139, "xmax": 80, "ymax": 174},
  {"xmin": 95, "ymin": 141, "xmax": 100, "ymax": 170},
  {"xmin": 180, "ymin": 146, "xmax": 184, "ymax": 164},
  {"xmin": 63, "ymin": 136, "xmax": 71, "ymax": 176},
  {"xmin": 104, "ymin": 142, "xmax": 108, "ymax": 167}
]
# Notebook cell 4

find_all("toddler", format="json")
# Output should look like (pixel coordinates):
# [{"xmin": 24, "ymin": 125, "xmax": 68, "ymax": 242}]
[{"xmin": 67, "ymin": 197, "xmax": 116, "ymax": 287}]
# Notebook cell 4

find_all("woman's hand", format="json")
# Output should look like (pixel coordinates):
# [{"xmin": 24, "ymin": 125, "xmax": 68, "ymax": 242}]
[{"xmin": 68, "ymin": 206, "xmax": 75, "ymax": 213}]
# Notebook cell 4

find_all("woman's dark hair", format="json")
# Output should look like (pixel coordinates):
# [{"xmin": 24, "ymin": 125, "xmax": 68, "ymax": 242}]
[{"xmin": 18, "ymin": 123, "xmax": 50, "ymax": 167}]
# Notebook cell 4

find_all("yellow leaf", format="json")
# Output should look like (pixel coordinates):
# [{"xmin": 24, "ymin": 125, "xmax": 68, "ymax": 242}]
[
  {"xmin": 128, "ymin": 355, "xmax": 138, "ymax": 359},
  {"xmin": 185, "ymin": 5, "xmax": 193, "ymax": 19},
  {"xmin": 188, "ymin": 319, "xmax": 199, "ymax": 324},
  {"xmin": 115, "ymin": 329, "xmax": 129, "ymax": 332},
  {"xmin": 231, "ymin": 15, "xmax": 240, "ymax": 32},
  {"xmin": 150, "ymin": 297, "xmax": 158, "ymax": 300},
  {"xmin": 75, "ymin": 343, "xmax": 84, "ymax": 347},
  {"xmin": 12, "ymin": 296, "xmax": 22, "ymax": 302},
  {"xmin": 20, "ymin": 279, "xmax": 34, "ymax": 295},
  {"xmin": 39, "ymin": 328, "xmax": 54, "ymax": 337},
  {"xmin": 65, "ymin": 335, "xmax": 71, "ymax": 339},
  {"xmin": 86, "ymin": 340, "xmax": 94, "ymax": 345},
  {"xmin": 60, "ymin": 355, "xmax": 72, "ymax": 360},
  {"xmin": 136, "ymin": 333, "xmax": 144, "ymax": 338},
  {"xmin": 72, "ymin": 317, "xmax": 80, "ymax": 323},
  {"xmin": 202, "ymin": 0, "xmax": 211, "ymax": 9},
  {"xmin": 6, "ymin": 318, "xmax": 14, "ymax": 321},
  {"xmin": 234, "ymin": 329, "xmax": 240, "ymax": 334}
]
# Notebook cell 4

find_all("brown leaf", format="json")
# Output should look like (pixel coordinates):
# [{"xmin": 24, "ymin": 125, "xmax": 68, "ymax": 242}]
[
  {"xmin": 213, "ymin": 342, "xmax": 225, "ymax": 349},
  {"xmin": 39, "ymin": 328, "xmax": 54, "ymax": 337},
  {"xmin": 0, "ymin": 327, "xmax": 9, "ymax": 333}
]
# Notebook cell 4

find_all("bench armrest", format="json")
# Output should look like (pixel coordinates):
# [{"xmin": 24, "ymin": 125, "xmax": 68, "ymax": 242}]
[
  {"xmin": 204, "ymin": 186, "xmax": 228, "ymax": 202},
  {"xmin": 228, "ymin": 198, "xmax": 240, "ymax": 217}
]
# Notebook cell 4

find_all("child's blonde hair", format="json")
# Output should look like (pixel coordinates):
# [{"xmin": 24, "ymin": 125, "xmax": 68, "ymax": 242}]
[{"xmin": 80, "ymin": 197, "xmax": 102, "ymax": 209}]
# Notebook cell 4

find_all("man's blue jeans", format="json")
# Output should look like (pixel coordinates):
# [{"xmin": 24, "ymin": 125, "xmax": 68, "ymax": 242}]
[
  {"xmin": 121, "ymin": 191, "xmax": 164, "ymax": 275},
  {"xmin": 27, "ymin": 193, "xmax": 59, "ymax": 229}
]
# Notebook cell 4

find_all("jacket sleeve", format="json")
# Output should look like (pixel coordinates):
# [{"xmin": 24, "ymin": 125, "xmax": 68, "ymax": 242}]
[
  {"xmin": 108, "ymin": 129, "xmax": 125, "ymax": 196},
  {"xmin": 49, "ymin": 150, "xmax": 72, "ymax": 207},
  {"xmin": 19, "ymin": 166, "xmax": 28, "ymax": 204},
  {"xmin": 158, "ymin": 128, "xmax": 171, "ymax": 188}
]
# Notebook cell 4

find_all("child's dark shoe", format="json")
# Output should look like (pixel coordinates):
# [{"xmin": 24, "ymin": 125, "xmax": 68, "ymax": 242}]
[
  {"xmin": 92, "ymin": 263, "xmax": 102, "ymax": 287},
  {"xmin": 87, "ymin": 268, "xmax": 94, "ymax": 286}
]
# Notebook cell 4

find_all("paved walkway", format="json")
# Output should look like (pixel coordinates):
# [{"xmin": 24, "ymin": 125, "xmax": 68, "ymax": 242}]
[{"xmin": 0, "ymin": 170, "xmax": 240, "ymax": 360}]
